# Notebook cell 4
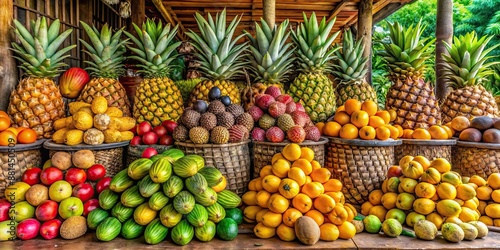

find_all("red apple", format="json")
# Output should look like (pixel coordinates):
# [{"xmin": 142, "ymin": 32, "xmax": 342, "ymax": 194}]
[
  {"xmin": 130, "ymin": 125, "xmax": 138, "ymax": 135},
  {"xmin": 0, "ymin": 199, "xmax": 11, "ymax": 222},
  {"xmin": 142, "ymin": 131, "xmax": 158, "ymax": 145},
  {"xmin": 86, "ymin": 164, "xmax": 106, "ymax": 181},
  {"xmin": 65, "ymin": 168, "xmax": 87, "ymax": 186},
  {"xmin": 153, "ymin": 125, "xmax": 168, "ymax": 137},
  {"xmin": 72, "ymin": 183, "xmax": 95, "ymax": 203},
  {"xmin": 58, "ymin": 67, "xmax": 90, "ymax": 99},
  {"xmin": 40, "ymin": 219, "xmax": 62, "ymax": 240},
  {"xmin": 96, "ymin": 177, "xmax": 111, "ymax": 194},
  {"xmin": 141, "ymin": 147, "xmax": 158, "ymax": 158},
  {"xmin": 35, "ymin": 200, "xmax": 58, "ymax": 222},
  {"xmin": 158, "ymin": 135, "xmax": 174, "ymax": 146},
  {"xmin": 130, "ymin": 136, "xmax": 142, "ymax": 146},
  {"xmin": 387, "ymin": 165, "xmax": 403, "ymax": 178},
  {"xmin": 16, "ymin": 218, "xmax": 41, "ymax": 240},
  {"xmin": 137, "ymin": 121, "xmax": 152, "ymax": 136},
  {"xmin": 40, "ymin": 167, "xmax": 63, "ymax": 186},
  {"xmin": 162, "ymin": 120, "xmax": 178, "ymax": 134},
  {"xmin": 83, "ymin": 199, "xmax": 99, "ymax": 216},
  {"xmin": 22, "ymin": 167, "xmax": 42, "ymax": 186}
]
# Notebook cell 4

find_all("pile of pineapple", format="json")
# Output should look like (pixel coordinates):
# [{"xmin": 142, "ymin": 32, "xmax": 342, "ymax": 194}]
[{"xmin": 52, "ymin": 97, "xmax": 136, "ymax": 146}]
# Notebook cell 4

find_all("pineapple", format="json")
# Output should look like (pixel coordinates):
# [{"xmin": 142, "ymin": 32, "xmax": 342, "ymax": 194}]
[
  {"xmin": 241, "ymin": 19, "xmax": 295, "ymax": 110},
  {"xmin": 288, "ymin": 12, "xmax": 339, "ymax": 123},
  {"xmin": 333, "ymin": 29, "xmax": 377, "ymax": 107},
  {"xmin": 123, "ymin": 19, "xmax": 184, "ymax": 125},
  {"xmin": 176, "ymin": 78, "xmax": 202, "ymax": 105},
  {"xmin": 440, "ymin": 32, "xmax": 500, "ymax": 123},
  {"xmin": 77, "ymin": 22, "xmax": 131, "ymax": 117},
  {"xmin": 186, "ymin": 9, "xmax": 248, "ymax": 106},
  {"xmin": 380, "ymin": 21, "xmax": 440, "ymax": 129},
  {"xmin": 8, "ymin": 17, "xmax": 74, "ymax": 138}
]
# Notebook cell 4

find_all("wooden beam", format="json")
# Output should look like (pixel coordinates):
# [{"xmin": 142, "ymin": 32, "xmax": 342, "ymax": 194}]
[
  {"xmin": 152, "ymin": 0, "xmax": 186, "ymax": 40},
  {"xmin": 327, "ymin": 0, "xmax": 349, "ymax": 22},
  {"xmin": 129, "ymin": 0, "xmax": 145, "ymax": 31},
  {"xmin": 435, "ymin": 0, "xmax": 453, "ymax": 100},
  {"xmin": 0, "ymin": 0, "xmax": 16, "ymax": 111},
  {"xmin": 357, "ymin": 0, "xmax": 373, "ymax": 85},
  {"xmin": 263, "ymin": 0, "xmax": 276, "ymax": 27}
]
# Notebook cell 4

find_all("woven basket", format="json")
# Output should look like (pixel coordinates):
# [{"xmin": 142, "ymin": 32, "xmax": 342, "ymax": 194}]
[
  {"xmin": 252, "ymin": 138, "xmax": 328, "ymax": 178},
  {"xmin": 44, "ymin": 140, "xmax": 129, "ymax": 177},
  {"xmin": 394, "ymin": 139, "xmax": 457, "ymax": 162},
  {"xmin": 126, "ymin": 145, "xmax": 173, "ymax": 166},
  {"xmin": 452, "ymin": 141, "xmax": 500, "ymax": 178},
  {"xmin": 0, "ymin": 139, "xmax": 45, "ymax": 198},
  {"xmin": 175, "ymin": 140, "xmax": 251, "ymax": 196},
  {"xmin": 325, "ymin": 137, "xmax": 402, "ymax": 205}
]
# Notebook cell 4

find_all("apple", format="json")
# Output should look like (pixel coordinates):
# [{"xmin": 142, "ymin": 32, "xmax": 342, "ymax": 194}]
[
  {"xmin": 72, "ymin": 183, "xmax": 95, "ymax": 203},
  {"xmin": 96, "ymin": 177, "xmax": 111, "ymax": 194},
  {"xmin": 0, "ymin": 199, "xmax": 11, "ymax": 222},
  {"xmin": 87, "ymin": 164, "xmax": 106, "ymax": 181},
  {"xmin": 142, "ymin": 131, "xmax": 158, "ymax": 145},
  {"xmin": 16, "ymin": 218, "xmax": 40, "ymax": 240},
  {"xmin": 40, "ymin": 167, "xmax": 63, "ymax": 186},
  {"xmin": 136, "ymin": 121, "xmax": 152, "ymax": 136},
  {"xmin": 58, "ymin": 197, "xmax": 83, "ymax": 219},
  {"xmin": 387, "ymin": 165, "xmax": 403, "ymax": 178},
  {"xmin": 40, "ymin": 219, "xmax": 61, "ymax": 240},
  {"xmin": 162, "ymin": 120, "xmax": 178, "ymax": 134},
  {"xmin": 48, "ymin": 180, "xmax": 72, "ymax": 202},
  {"xmin": 83, "ymin": 199, "xmax": 99, "ymax": 216},
  {"xmin": 153, "ymin": 125, "xmax": 168, "ymax": 137},
  {"xmin": 130, "ymin": 125, "xmax": 138, "ymax": 135},
  {"xmin": 10, "ymin": 201, "xmax": 35, "ymax": 222},
  {"xmin": 158, "ymin": 134, "xmax": 173, "ymax": 146},
  {"xmin": 130, "ymin": 136, "xmax": 142, "ymax": 146},
  {"xmin": 141, "ymin": 147, "xmax": 158, "ymax": 158},
  {"xmin": 65, "ymin": 168, "xmax": 87, "ymax": 186},
  {"xmin": 35, "ymin": 200, "xmax": 58, "ymax": 222},
  {"xmin": 22, "ymin": 168, "xmax": 42, "ymax": 186},
  {"xmin": 42, "ymin": 160, "xmax": 52, "ymax": 170}
]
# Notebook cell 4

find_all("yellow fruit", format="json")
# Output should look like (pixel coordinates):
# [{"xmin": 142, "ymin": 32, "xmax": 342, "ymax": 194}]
[
  {"xmin": 300, "ymin": 147, "xmax": 315, "ymax": 162},
  {"xmin": 53, "ymin": 118, "xmax": 68, "ymax": 130},
  {"xmin": 398, "ymin": 155, "xmax": 414, "ymax": 166},
  {"xmin": 361, "ymin": 201, "xmax": 373, "ymax": 216},
  {"xmin": 396, "ymin": 193, "xmax": 415, "ymax": 211},
  {"xmin": 68, "ymin": 102, "xmax": 91, "ymax": 115},
  {"xmin": 415, "ymin": 182, "xmax": 437, "ymax": 199},
  {"xmin": 337, "ymin": 221, "xmax": 356, "ymax": 240},
  {"xmin": 282, "ymin": 144, "xmax": 301, "ymax": 161},
  {"xmin": 479, "ymin": 215, "xmax": 494, "ymax": 226},
  {"xmin": 256, "ymin": 209, "xmax": 270, "ymax": 223},
  {"xmin": 456, "ymin": 184, "xmax": 477, "ymax": 201},
  {"xmin": 485, "ymin": 204, "xmax": 500, "ymax": 219},
  {"xmin": 488, "ymin": 173, "xmax": 500, "ymax": 189},
  {"xmin": 52, "ymin": 128, "xmax": 69, "ymax": 144},
  {"xmin": 478, "ymin": 200, "xmax": 488, "ymax": 215},
  {"xmin": 262, "ymin": 211, "xmax": 283, "ymax": 228},
  {"xmin": 91, "ymin": 96, "xmax": 108, "ymax": 114},
  {"xmin": 436, "ymin": 199, "xmax": 462, "ymax": 217},
  {"xmin": 105, "ymin": 107, "xmax": 123, "ymax": 117},
  {"xmin": 259, "ymin": 165, "xmax": 273, "ymax": 178},
  {"xmin": 381, "ymin": 192, "xmax": 398, "ymax": 210},
  {"xmin": 272, "ymin": 159, "xmax": 291, "ymax": 178},
  {"xmin": 429, "ymin": 158, "xmax": 452, "ymax": 173},
  {"xmin": 368, "ymin": 189, "xmax": 384, "ymax": 206},
  {"xmin": 4, "ymin": 182, "xmax": 31, "ymax": 203},
  {"xmin": 426, "ymin": 212, "xmax": 444, "ymax": 230},
  {"xmin": 267, "ymin": 193, "xmax": 289, "ymax": 214},
  {"xmin": 288, "ymin": 167, "xmax": 307, "ymax": 186},
  {"xmin": 459, "ymin": 207, "xmax": 480, "ymax": 222},
  {"xmin": 243, "ymin": 206, "xmax": 263, "ymax": 220},
  {"xmin": 463, "ymin": 199, "xmax": 478, "ymax": 210},
  {"xmin": 401, "ymin": 161, "xmax": 424, "ymax": 179},
  {"xmin": 413, "ymin": 198, "xmax": 436, "ymax": 215},
  {"xmin": 412, "ymin": 156, "xmax": 431, "ymax": 170},
  {"xmin": 469, "ymin": 175, "xmax": 487, "ymax": 187},
  {"xmin": 64, "ymin": 129, "xmax": 84, "ymax": 146},
  {"xmin": 271, "ymin": 153, "xmax": 285, "ymax": 164},
  {"xmin": 441, "ymin": 171, "xmax": 463, "ymax": 187},
  {"xmin": 242, "ymin": 191, "xmax": 257, "ymax": 206},
  {"xmin": 368, "ymin": 205, "xmax": 387, "ymax": 222},
  {"xmin": 437, "ymin": 182, "xmax": 457, "ymax": 200},
  {"xmin": 256, "ymin": 190, "xmax": 272, "ymax": 208},
  {"xmin": 276, "ymin": 223, "xmax": 296, "ymax": 241},
  {"xmin": 319, "ymin": 223, "xmax": 339, "ymax": 241},
  {"xmin": 444, "ymin": 216, "xmax": 463, "ymax": 224},
  {"xmin": 406, "ymin": 211, "xmax": 425, "ymax": 228},
  {"xmin": 103, "ymin": 129, "xmax": 122, "ymax": 143},
  {"xmin": 292, "ymin": 159, "xmax": 313, "ymax": 176},
  {"xmin": 400, "ymin": 177, "xmax": 418, "ymax": 193},
  {"xmin": 420, "ymin": 167, "xmax": 442, "ymax": 184},
  {"xmin": 282, "ymin": 208, "xmax": 303, "ymax": 227},
  {"xmin": 254, "ymin": 222, "xmax": 276, "ymax": 239},
  {"xmin": 262, "ymin": 175, "xmax": 281, "ymax": 194}
]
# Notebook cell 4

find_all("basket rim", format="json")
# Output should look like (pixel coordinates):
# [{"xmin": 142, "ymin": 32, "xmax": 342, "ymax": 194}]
[
  {"xmin": 252, "ymin": 137, "xmax": 328, "ymax": 146},
  {"xmin": 44, "ymin": 139, "xmax": 129, "ymax": 151},
  {"xmin": 0, "ymin": 139, "xmax": 46, "ymax": 152},
  {"xmin": 325, "ymin": 136, "xmax": 402, "ymax": 146},
  {"xmin": 128, "ymin": 144, "xmax": 174, "ymax": 150},
  {"xmin": 401, "ymin": 138, "xmax": 457, "ymax": 146},
  {"xmin": 175, "ymin": 139, "xmax": 251, "ymax": 148},
  {"xmin": 456, "ymin": 140, "xmax": 500, "ymax": 149}
]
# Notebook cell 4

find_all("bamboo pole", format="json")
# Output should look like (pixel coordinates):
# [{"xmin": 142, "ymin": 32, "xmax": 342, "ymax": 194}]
[
  {"xmin": 152, "ymin": 0, "xmax": 187, "ymax": 41},
  {"xmin": 435, "ymin": 0, "xmax": 453, "ymax": 101},
  {"xmin": 357, "ymin": 0, "xmax": 373, "ymax": 85},
  {"xmin": 0, "ymin": 1, "xmax": 16, "ymax": 111},
  {"xmin": 263, "ymin": 0, "xmax": 276, "ymax": 27}
]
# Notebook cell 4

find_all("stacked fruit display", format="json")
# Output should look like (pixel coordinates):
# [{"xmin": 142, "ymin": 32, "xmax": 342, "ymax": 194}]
[
  {"xmin": 450, "ymin": 116, "xmax": 500, "ymax": 143},
  {"xmin": 241, "ymin": 143, "xmax": 358, "ymax": 244},
  {"xmin": 173, "ymin": 87, "xmax": 253, "ymax": 144},
  {"xmin": 398, "ymin": 125, "xmax": 454, "ymax": 140},
  {"xmin": 130, "ymin": 120, "xmax": 177, "ymax": 146},
  {"xmin": 248, "ymin": 86, "xmax": 321, "ymax": 143},
  {"xmin": 90, "ymin": 148, "xmax": 243, "ymax": 245},
  {"xmin": 52, "ymin": 97, "xmax": 136, "ymax": 146},
  {"xmin": 0, "ymin": 111, "xmax": 38, "ymax": 146},
  {"xmin": 0, "ymin": 150, "xmax": 109, "ymax": 241},
  {"xmin": 464, "ymin": 173, "xmax": 500, "ymax": 226}
]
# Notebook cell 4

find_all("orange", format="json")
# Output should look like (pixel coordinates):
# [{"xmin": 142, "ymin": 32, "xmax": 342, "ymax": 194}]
[
  {"xmin": 292, "ymin": 193, "xmax": 313, "ymax": 213},
  {"xmin": 441, "ymin": 125, "xmax": 454, "ymax": 139},
  {"xmin": 315, "ymin": 122, "xmax": 325, "ymax": 135},
  {"xmin": 305, "ymin": 176, "xmax": 312, "ymax": 184},
  {"xmin": 375, "ymin": 126, "xmax": 391, "ymax": 140},
  {"xmin": 0, "ymin": 131, "xmax": 16, "ymax": 146},
  {"xmin": 242, "ymin": 191, "xmax": 258, "ymax": 206},
  {"xmin": 339, "ymin": 123, "xmax": 358, "ymax": 139},
  {"xmin": 380, "ymin": 192, "xmax": 398, "ymax": 210},
  {"xmin": 368, "ymin": 116, "xmax": 386, "ymax": 128},
  {"xmin": 328, "ymin": 204, "xmax": 348, "ymax": 225},
  {"xmin": 375, "ymin": 110, "xmax": 391, "ymax": 124},
  {"xmin": 276, "ymin": 223, "xmax": 295, "ymax": 241},
  {"xmin": 359, "ymin": 126, "xmax": 376, "ymax": 140},
  {"xmin": 271, "ymin": 153, "xmax": 285, "ymax": 164},
  {"xmin": 337, "ymin": 105, "xmax": 345, "ymax": 112},
  {"xmin": 385, "ymin": 125, "xmax": 400, "ymax": 139},
  {"xmin": 259, "ymin": 165, "xmax": 274, "ymax": 178},
  {"xmin": 261, "ymin": 211, "xmax": 283, "ymax": 228},
  {"xmin": 337, "ymin": 221, "xmax": 356, "ymax": 240},
  {"xmin": 305, "ymin": 209, "xmax": 324, "ymax": 226},
  {"xmin": 288, "ymin": 167, "xmax": 307, "ymax": 186},
  {"xmin": 428, "ymin": 125, "xmax": 448, "ymax": 139},
  {"xmin": 319, "ymin": 223, "xmax": 339, "ymax": 241},
  {"xmin": 262, "ymin": 175, "xmax": 281, "ymax": 193},
  {"xmin": 393, "ymin": 125, "xmax": 404, "ymax": 138},
  {"xmin": 488, "ymin": 173, "xmax": 500, "ymax": 189},
  {"xmin": 368, "ymin": 189, "xmax": 384, "ymax": 206},
  {"xmin": 333, "ymin": 111, "xmax": 351, "ymax": 126},
  {"xmin": 282, "ymin": 143, "xmax": 301, "ymax": 161},
  {"xmin": 282, "ymin": 208, "xmax": 303, "ymax": 227},
  {"xmin": 300, "ymin": 147, "xmax": 315, "ymax": 162},
  {"xmin": 402, "ymin": 129, "xmax": 414, "ymax": 139},
  {"xmin": 325, "ymin": 191, "xmax": 345, "ymax": 204},
  {"xmin": 248, "ymin": 178, "xmax": 258, "ymax": 191},
  {"xmin": 314, "ymin": 194, "xmax": 336, "ymax": 214},
  {"xmin": 278, "ymin": 178, "xmax": 300, "ymax": 199},
  {"xmin": 412, "ymin": 128, "xmax": 431, "ymax": 140},
  {"xmin": 0, "ymin": 117, "xmax": 10, "ymax": 131},
  {"xmin": 351, "ymin": 110, "xmax": 369, "ymax": 128},
  {"xmin": 0, "ymin": 111, "xmax": 9, "ymax": 119},
  {"xmin": 256, "ymin": 190, "xmax": 272, "ymax": 208},
  {"xmin": 451, "ymin": 116, "xmax": 470, "ymax": 132},
  {"xmin": 361, "ymin": 101, "xmax": 378, "ymax": 116},
  {"xmin": 301, "ymin": 182, "xmax": 324, "ymax": 198},
  {"xmin": 323, "ymin": 121, "xmax": 342, "ymax": 137},
  {"xmin": 267, "ymin": 193, "xmax": 289, "ymax": 214},
  {"xmin": 323, "ymin": 179, "xmax": 343, "ymax": 192},
  {"xmin": 360, "ymin": 201, "xmax": 374, "ymax": 216},
  {"xmin": 492, "ymin": 190, "xmax": 500, "ymax": 203},
  {"xmin": 291, "ymin": 158, "xmax": 313, "ymax": 175},
  {"xmin": 272, "ymin": 159, "xmax": 291, "ymax": 178},
  {"xmin": 310, "ymin": 168, "xmax": 331, "ymax": 183},
  {"xmin": 388, "ymin": 109, "xmax": 397, "ymax": 122},
  {"xmin": 310, "ymin": 160, "xmax": 321, "ymax": 172},
  {"xmin": 5, "ymin": 127, "xmax": 19, "ymax": 136},
  {"xmin": 368, "ymin": 205, "xmax": 388, "ymax": 222},
  {"xmin": 344, "ymin": 99, "xmax": 361, "ymax": 115}
]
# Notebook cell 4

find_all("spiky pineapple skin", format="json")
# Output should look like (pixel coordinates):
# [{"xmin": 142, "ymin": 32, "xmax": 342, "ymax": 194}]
[
  {"xmin": 188, "ymin": 80, "xmax": 240, "ymax": 107},
  {"xmin": 134, "ymin": 77, "xmax": 184, "ymax": 126},
  {"xmin": 8, "ymin": 78, "xmax": 66, "ymax": 139},
  {"xmin": 77, "ymin": 78, "xmax": 131, "ymax": 117},
  {"xmin": 336, "ymin": 81, "xmax": 377, "ymax": 107},
  {"xmin": 288, "ymin": 73, "xmax": 335, "ymax": 123},
  {"xmin": 441, "ymin": 85, "xmax": 499, "ymax": 123}
]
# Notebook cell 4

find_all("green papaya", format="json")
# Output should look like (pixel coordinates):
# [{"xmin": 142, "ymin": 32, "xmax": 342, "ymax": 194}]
[
  {"xmin": 144, "ymin": 218, "xmax": 168, "ymax": 245},
  {"xmin": 96, "ymin": 217, "xmax": 121, "ymax": 242},
  {"xmin": 173, "ymin": 191, "xmax": 195, "ymax": 214},
  {"xmin": 138, "ymin": 175, "xmax": 160, "ymax": 197},
  {"xmin": 194, "ymin": 187, "xmax": 217, "ymax": 206},
  {"xmin": 161, "ymin": 148, "xmax": 185, "ymax": 162},
  {"xmin": 149, "ymin": 156, "xmax": 172, "ymax": 183},
  {"xmin": 121, "ymin": 218, "xmax": 145, "ymax": 239},
  {"xmin": 195, "ymin": 220, "xmax": 216, "ymax": 242},
  {"xmin": 162, "ymin": 175, "xmax": 183, "ymax": 198},
  {"xmin": 109, "ymin": 169, "xmax": 134, "ymax": 192},
  {"xmin": 159, "ymin": 204, "xmax": 182, "ymax": 228},
  {"xmin": 121, "ymin": 185, "xmax": 145, "ymax": 208},
  {"xmin": 99, "ymin": 188, "xmax": 119, "ymax": 210},
  {"xmin": 148, "ymin": 192, "xmax": 169, "ymax": 211},
  {"xmin": 133, "ymin": 203, "xmax": 157, "ymax": 226},
  {"xmin": 149, "ymin": 154, "xmax": 164, "ymax": 163},
  {"xmin": 198, "ymin": 167, "xmax": 223, "ymax": 187},
  {"xmin": 111, "ymin": 202, "xmax": 134, "ymax": 223},
  {"xmin": 128, "ymin": 158, "xmax": 153, "ymax": 180},
  {"xmin": 187, "ymin": 204, "xmax": 209, "ymax": 227},
  {"xmin": 185, "ymin": 173, "xmax": 208, "ymax": 195},
  {"xmin": 87, "ymin": 208, "xmax": 109, "ymax": 230},
  {"xmin": 217, "ymin": 190, "xmax": 241, "ymax": 209},
  {"xmin": 171, "ymin": 220, "xmax": 194, "ymax": 246},
  {"xmin": 173, "ymin": 155, "xmax": 204, "ymax": 178},
  {"xmin": 206, "ymin": 202, "xmax": 226, "ymax": 223}
]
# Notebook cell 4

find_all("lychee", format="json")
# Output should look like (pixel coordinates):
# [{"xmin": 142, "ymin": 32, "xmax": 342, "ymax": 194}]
[
  {"xmin": 264, "ymin": 86, "xmax": 282, "ymax": 98},
  {"xmin": 304, "ymin": 126, "xmax": 321, "ymax": 141},
  {"xmin": 268, "ymin": 101, "xmax": 286, "ymax": 118},
  {"xmin": 287, "ymin": 125, "xmax": 306, "ymax": 143},
  {"xmin": 251, "ymin": 127, "xmax": 266, "ymax": 142},
  {"xmin": 265, "ymin": 126, "xmax": 285, "ymax": 143}
]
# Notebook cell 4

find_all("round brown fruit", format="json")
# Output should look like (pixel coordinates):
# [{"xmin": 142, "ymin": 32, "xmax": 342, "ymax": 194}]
[{"xmin": 459, "ymin": 128, "xmax": 482, "ymax": 142}]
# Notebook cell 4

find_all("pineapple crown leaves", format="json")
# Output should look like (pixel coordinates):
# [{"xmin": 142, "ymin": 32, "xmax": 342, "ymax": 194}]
[
  {"xmin": 332, "ymin": 28, "xmax": 368, "ymax": 84},
  {"xmin": 11, "ymin": 17, "xmax": 76, "ymax": 78},
  {"xmin": 79, "ymin": 21, "xmax": 129, "ymax": 79},
  {"xmin": 291, "ymin": 12, "xmax": 340, "ymax": 73},
  {"xmin": 440, "ymin": 31, "xmax": 500, "ymax": 89},
  {"xmin": 123, "ymin": 19, "xmax": 182, "ymax": 79},
  {"xmin": 186, "ymin": 8, "xmax": 250, "ymax": 81},
  {"xmin": 243, "ymin": 18, "xmax": 295, "ymax": 84}
]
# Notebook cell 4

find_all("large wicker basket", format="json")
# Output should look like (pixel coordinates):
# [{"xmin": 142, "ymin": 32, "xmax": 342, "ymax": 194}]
[
  {"xmin": 394, "ymin": 139, "xmax": 457, "ymax": 162},
  {"xmin": 175, "ymin": 140, "xmax": 251, "ymax": 195},
  {"xmin": 0, "ymin": 139, "xmax": 45, "ymax": 198},
  {"xmin": 325, "ymin": 137, "xmax": 402, "ymax": 205},
  {"xmin": 452, "ymin": 141, "xmax": 500, "ymax": 178},
  {"xmin": 126, "ymin": 144, "xmax": 173, "ymax": 166},
  {"xmin": 252, "ymin": 138, "xmax": 328, "ymax": 178},
  {"xmin": 44, "ymin": 140, "xmax": 129, "ymax": 177}
]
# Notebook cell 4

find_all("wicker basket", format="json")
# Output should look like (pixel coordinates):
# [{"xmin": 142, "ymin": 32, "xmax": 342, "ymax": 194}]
[
  {"xmin": 44, "ymin": 140, "xmax": 129, "ymax": 177},
  {"xmin": 175, "ymin": 140, "xmax": 251, "ymax": 195},
  {"xmin": 394, "ymin": 139, "xmax": 457, "ymax": 162},
  {"xmin": 126, "ymin": 145, "xmax": 173, "ymax": 166},
  {"xmin": 452, "ymin": 141, "xmax": 500, "ymax": 178},
  {"xmin": 325, "ymin": 137, "xmax": 402, "ymax": 205},
  {"xmin": 252, "ymin": 138, "xmax": 328, "ymax": 178},
  {"xmin": 0, "ymin": 139, "xmax": 45, "ymax": 198}
]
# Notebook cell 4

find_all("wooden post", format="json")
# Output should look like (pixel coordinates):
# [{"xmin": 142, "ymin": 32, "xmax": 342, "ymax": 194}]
[
  {"xmin": 0, "ymin": 1, "xmax": 16, "ymax": 111},
  {"xmin": 129, "ymin": 0, "xmax": 145, "ymax": 30},
  {"xmin": 435, "ymin": 0, "xmax": 453, "ymax": 101},
  {"xmin": 263, "ymin": 0, "xmax": 276, "ymax": 27},
  {"xmin": 357, "ymin": 0, "xmax": 373, "ymax": 85}
]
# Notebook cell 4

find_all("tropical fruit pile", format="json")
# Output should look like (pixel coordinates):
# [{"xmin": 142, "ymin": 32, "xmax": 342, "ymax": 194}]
[
  {"xmin": 249, "ymin": 86, "xmax": 321, "ymax": 143},
  {"xmin": 129, "ymin": 120, "xmax": 177, "ymax": 147},
  {"xmin": 398, "ymin": 126, "xmax": 454, "ymax": 140},
  {"xmin": 91, "ymin": 148, "xmax": 243, "ymax": 245},
  {"xmin": 464, "ymin": 173, "xmax": 500, "ymax": 226},
  {"xmin": 0, "ymin": 111, "xmax": 38, "ymax": 146},
  {"xmin": 241, "ymin": 143, "xmax": 358, "ymax": 243},
  {"xmin": 0, "ymin": 150, "xmax": 109, "ymax": 241},
  {"xmin": 51, "ymin": 97, "xmax": 136, "ymax": 146},
  {"xmin": 451, "ymin": 116, "xmax": 500, "ymax": 143}
]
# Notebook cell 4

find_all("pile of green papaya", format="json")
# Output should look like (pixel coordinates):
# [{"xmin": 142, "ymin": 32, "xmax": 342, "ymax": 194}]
[{"xmin": 87, "ymin": 148, "xmax": 243, "ymax": 245}]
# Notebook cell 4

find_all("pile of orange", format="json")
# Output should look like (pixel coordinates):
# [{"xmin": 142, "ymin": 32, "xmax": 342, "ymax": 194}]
[
  {"xmin": 242, "ymin": 143, "xmax": 358, "ymax": 242},
  {"xmin": 400, "ymin": 125, "xmax": 454, "ymax": 140},
  {"xmin": 465, "ymin": 173, "xmax": 500, "ymax": 226},
  {"xmin": 0, "ymin": 110, "xmax": 37, "ymax": 146}
]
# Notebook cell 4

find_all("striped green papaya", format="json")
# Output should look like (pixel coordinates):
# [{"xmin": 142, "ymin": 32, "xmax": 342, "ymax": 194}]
[
  {"xmin": 148, "ymin": 156, "xmax": 172, "ymax": 183},
  {"xmin": 111, "ymin": 202, "xmax": 134, "ymax": 223},
  {"xmin": 144, "ymin": 218, "xmax": 168, "ymax": 245},
  {"xmin": 128, "ymin": 158, "xmax": 153, "ymax": 180},
  {"xmin": 121, "ymin": 218, "xmax": 145, "ymax": 239},
  {"xmin": 109, "ymin": 169, "xmax": 134, "ymax": 193},
  {"xmin": 185, "ymin": 173, "xmax": 208, "ymax": 195},
  {"xmin": 217, "ymin": 190, "xmax": 241, "ymax": 209},
  {"xmin": 171, "ymin": 220, "xmax": 194, "ymax": 246},
  {"xmin": 148, "ymin": 192, "xmax": 169, "ymax": 211},
  {"xmin": 138, "ymin": 175, "xmax": 160, "ymax": 198},
  {"xmin": 121, "ymin": 185, "xmax": 145, "ymax": 208},
  {"xmin": 162, "ymin": 175, "xmax": 183, "ymax": 198},
  {"xmin": 98, "ymin": 188, "xmax": 119, "ymax": 210},
  {"xmin": 96, "ymin": 217, "xmax": 121, "ymax": 242},
  {"xmin": 186, "ymin": 204, "xmax": 208, "ymax": 227},
  {"xmin": 159, "ymin": 204, "xmax": 182, "ymax": 228},
  {"xmin": 198, "ymin": 167, "xmax": 223, "ymax": 187}
]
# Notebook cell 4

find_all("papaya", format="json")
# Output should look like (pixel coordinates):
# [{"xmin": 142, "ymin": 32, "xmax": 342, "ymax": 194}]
[
  {"xmin": 161, "ymin": 148, "xmax": 185, "ymax": 162},
  {"xmin": 149, "ymin": 157, "xmax": 172, "ymax": 183},
  {"xmin": 133, "ymin": 203, "xmax": 158, "ymax": 226},
  {"xmin": 198, "ymin": 167, "xmax": 223, "ymax": 187},
  {"xmin": 144, "ymin": 218, "xmax": 168, "ymax": 245},
  {"xmin": 87, "ymin": 208, "xmax": 109, "ymax": 230},
  {"xmin": 128, "ymin": 158, "xmax": 153, "ymax": 180},
  {"xmin": 206, "ymin": 203, "xmax": 226, "ymax": 223},
  {"xmin": 148, "ymin": 192, "xmax": 169, "ymax": 211},
  {"xmin": 121, "ymin": 186, "xmax": 145, "ymax": 208},
  {"xmin": 121, "ymin": 218, "xmax": 145, "ymax": 239},
  {"xmin": 138, "ymin": 175, "xmax": 160, "ymax": 198},
  {"xmin": 195, "ymin": 220, "xmax": 216, "ymax": 242},
  {"xmin": 159, "ymin": 204, "xmax": 182, "ymax": 228},
  {"xmin": 187, "ymin": 204, "xmax": 209, "ymax": 227},
  {"xmin": 194, "ymin": 187, "xmax": 218, "ymax": 207},
  {"xmin": 99, "ymin": 189, "xmax": 119, "ymax": 210},
  {"xmin": 171, "ymin": 220, "xmax": 194, "ymax": 246},
  {"xmin": 96, "ymin": 217, "xmax": 121, "ymax": 242},
  {"xmin": 173, "ymin": 191, "xmax": 196, "ymax": 214},
  {"xmin": 186, "ymin": 173, "xmax": 208, "ymax": 195},
  {"xmin": 162, "ymin": 175, "xmax": 184, "ymax": 198},
  {"xmin": 173, "ymin": 155, "xmax": 204, "ymax": 178},
  {"xmin": 109, "ymin": 169, "xmax": 134, "ymax": 193},
  {"xmin": 217, "ymin": 190, "xmax": 242, "ymax": 209},
  {"xmin": 111, "ymin": 202, "xmax": 135, "ymax": 223}
]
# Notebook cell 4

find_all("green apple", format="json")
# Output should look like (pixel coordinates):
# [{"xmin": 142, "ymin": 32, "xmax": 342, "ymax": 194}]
[
  {"xmin": 406, "ymin": 211, "xmax": 426, "ymax": 227},
  {"xmin": 396, "ymin": 192, "xmax": 416, "ymax": 211},
  {"xmin": 0, "ymin": 220, "xmax": 17, "ymax": 241},
  {"xmin": 49, "ymin": 180, "xmax": 72, "ymax": 202},
  {"xmin": 385, "ymin": 208, "xmax": 406, "ymax": 225},
  {"xmin": 10, "ymin": 201, "xmax": 35, "ymax": 222},
  {"xmin": 58, "ymin": 197, "xmax": 83, "ymax": 219}
]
